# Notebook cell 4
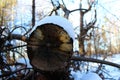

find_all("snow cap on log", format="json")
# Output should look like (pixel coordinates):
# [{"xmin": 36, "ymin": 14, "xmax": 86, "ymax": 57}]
[
  {"xmin": 31, "ymin": 15, "xmax": 75, "ymax": 41},
  {"xmin": 27, "ymin": 16, "xmax": 75, "ymax": 71}
]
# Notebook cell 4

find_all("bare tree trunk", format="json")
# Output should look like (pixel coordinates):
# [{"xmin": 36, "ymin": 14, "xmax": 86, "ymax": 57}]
[
  {"xmin": 32, "ymin": 0, "xmax": 35, "ymax": 27},
  {"xmin": 79, "ymin": 2, "xmax": 86, "ymax": 56},
  {"xmin": 78, "ymin": 0, "xmax": 97, "ymax": 56}
]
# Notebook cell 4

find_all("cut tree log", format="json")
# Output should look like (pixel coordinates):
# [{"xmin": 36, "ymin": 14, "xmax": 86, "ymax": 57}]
[{"xmin": 27, "ymin": 23, "xmax": 73, "ymax": 72}]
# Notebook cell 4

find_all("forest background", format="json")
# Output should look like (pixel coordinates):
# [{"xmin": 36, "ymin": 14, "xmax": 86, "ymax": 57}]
[{"xmin": 0, "ymin": 0, "xmax": 120, "ymax": 80}]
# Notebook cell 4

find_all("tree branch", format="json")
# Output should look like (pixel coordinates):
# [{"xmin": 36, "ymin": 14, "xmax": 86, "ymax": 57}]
[
  {"xmin": 8, "ymin": 34, "xmax": 28, "ymax": 42},
  {"xmin": 71, "ymin": 56, "xmax": 120, "ymax": 68},
  {"xmin": 49, "ymin": 0, "xmax": 59, "ymax": 15},
  {"xmin": 83, "ymin": 0, "xmax": 93, "ymax": 13}
]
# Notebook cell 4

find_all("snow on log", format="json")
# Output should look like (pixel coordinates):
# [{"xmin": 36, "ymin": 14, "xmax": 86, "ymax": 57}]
[
  {"xmin": 31, "ymin": 16, "xmax": 75, "ymax": 41},
  {"xmin": 27, "ymin": 16, "xmax": 75, "ymax": 71}
]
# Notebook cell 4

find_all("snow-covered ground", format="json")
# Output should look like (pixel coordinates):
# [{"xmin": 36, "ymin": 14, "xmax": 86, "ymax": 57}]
[
  {"xmin": 70, "ymin": 54, "xmax": 120, "ymax": 80},
  {"xmin": 81, "ymin": 72, "xmax": 102, "ymax": 80}
]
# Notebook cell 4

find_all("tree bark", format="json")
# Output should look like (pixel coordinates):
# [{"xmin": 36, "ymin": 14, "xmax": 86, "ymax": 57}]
[
  {"xmin": 27, "ymin": 23, "xmax": 73, "ymax": 80},
  {"xmin": 8, "ymin": 34, "xmax": 28, "ymax": 42},
  {"xmin": 79, "ymin": 3, "xmax": 86, "ymax": 55},
  {"xmin": 32, "ymin": 0, "xmax": 35, "ymax": 27}
]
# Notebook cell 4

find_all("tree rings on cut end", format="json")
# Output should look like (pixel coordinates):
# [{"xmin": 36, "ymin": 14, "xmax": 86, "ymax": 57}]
[{"xmin": 27, "ymin": 23, "xmax": 73, "ymax": 71}]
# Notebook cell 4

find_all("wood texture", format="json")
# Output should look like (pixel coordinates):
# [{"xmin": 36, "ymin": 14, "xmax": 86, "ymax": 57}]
[{"xmin": 27, "ymin": 23, "xmax": 73, "ymax": 71}]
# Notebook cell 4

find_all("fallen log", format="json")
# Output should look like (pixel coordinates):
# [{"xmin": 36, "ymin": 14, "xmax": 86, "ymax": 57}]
[
  {"xmin": 27, "ymin": 23, "xmax": 73, "ymax": 71},
  {"xmin": 27, "ymin": 16, "xmax": 75, "ymax": 80}
]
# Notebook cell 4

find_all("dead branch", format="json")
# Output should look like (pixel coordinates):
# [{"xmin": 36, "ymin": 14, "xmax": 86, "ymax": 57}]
[
  {"xmin": 49, "ymin": 0, "xmax": 60, "ymax": 15},
  {"xmin": 0, "ymin": 67, "xmax": 32, "ymax": 78},
  {"xmin": 8, "ymin": 34, "xmax": 28, "ymax": 42},
  {"xmin": 50, "ymin": 0, "xmax": 93, "ymax": 19},
  {"xmin": 83, "ymin": 9, "xmax": 97, "ymax": 36},
  {"xmin": 83, "ymin": 0, "xmax": 93, "ymax": 13},
  {"xmin": 71, "ymin": 56, "xmax": 120, "ymax": 68}
]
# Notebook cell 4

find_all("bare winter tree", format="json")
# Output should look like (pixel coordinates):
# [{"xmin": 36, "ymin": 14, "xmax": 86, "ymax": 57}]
[
  {"xmin": 50, "ymin": 0, "xmax": 97, "ymax": 56},
  {"xmin": 79, "ymin": 0, "xmax": 97, "ymax": 56},
  {"xmin": 32, "ymin": 0, "xmax": 35, "ymax": 27}
]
